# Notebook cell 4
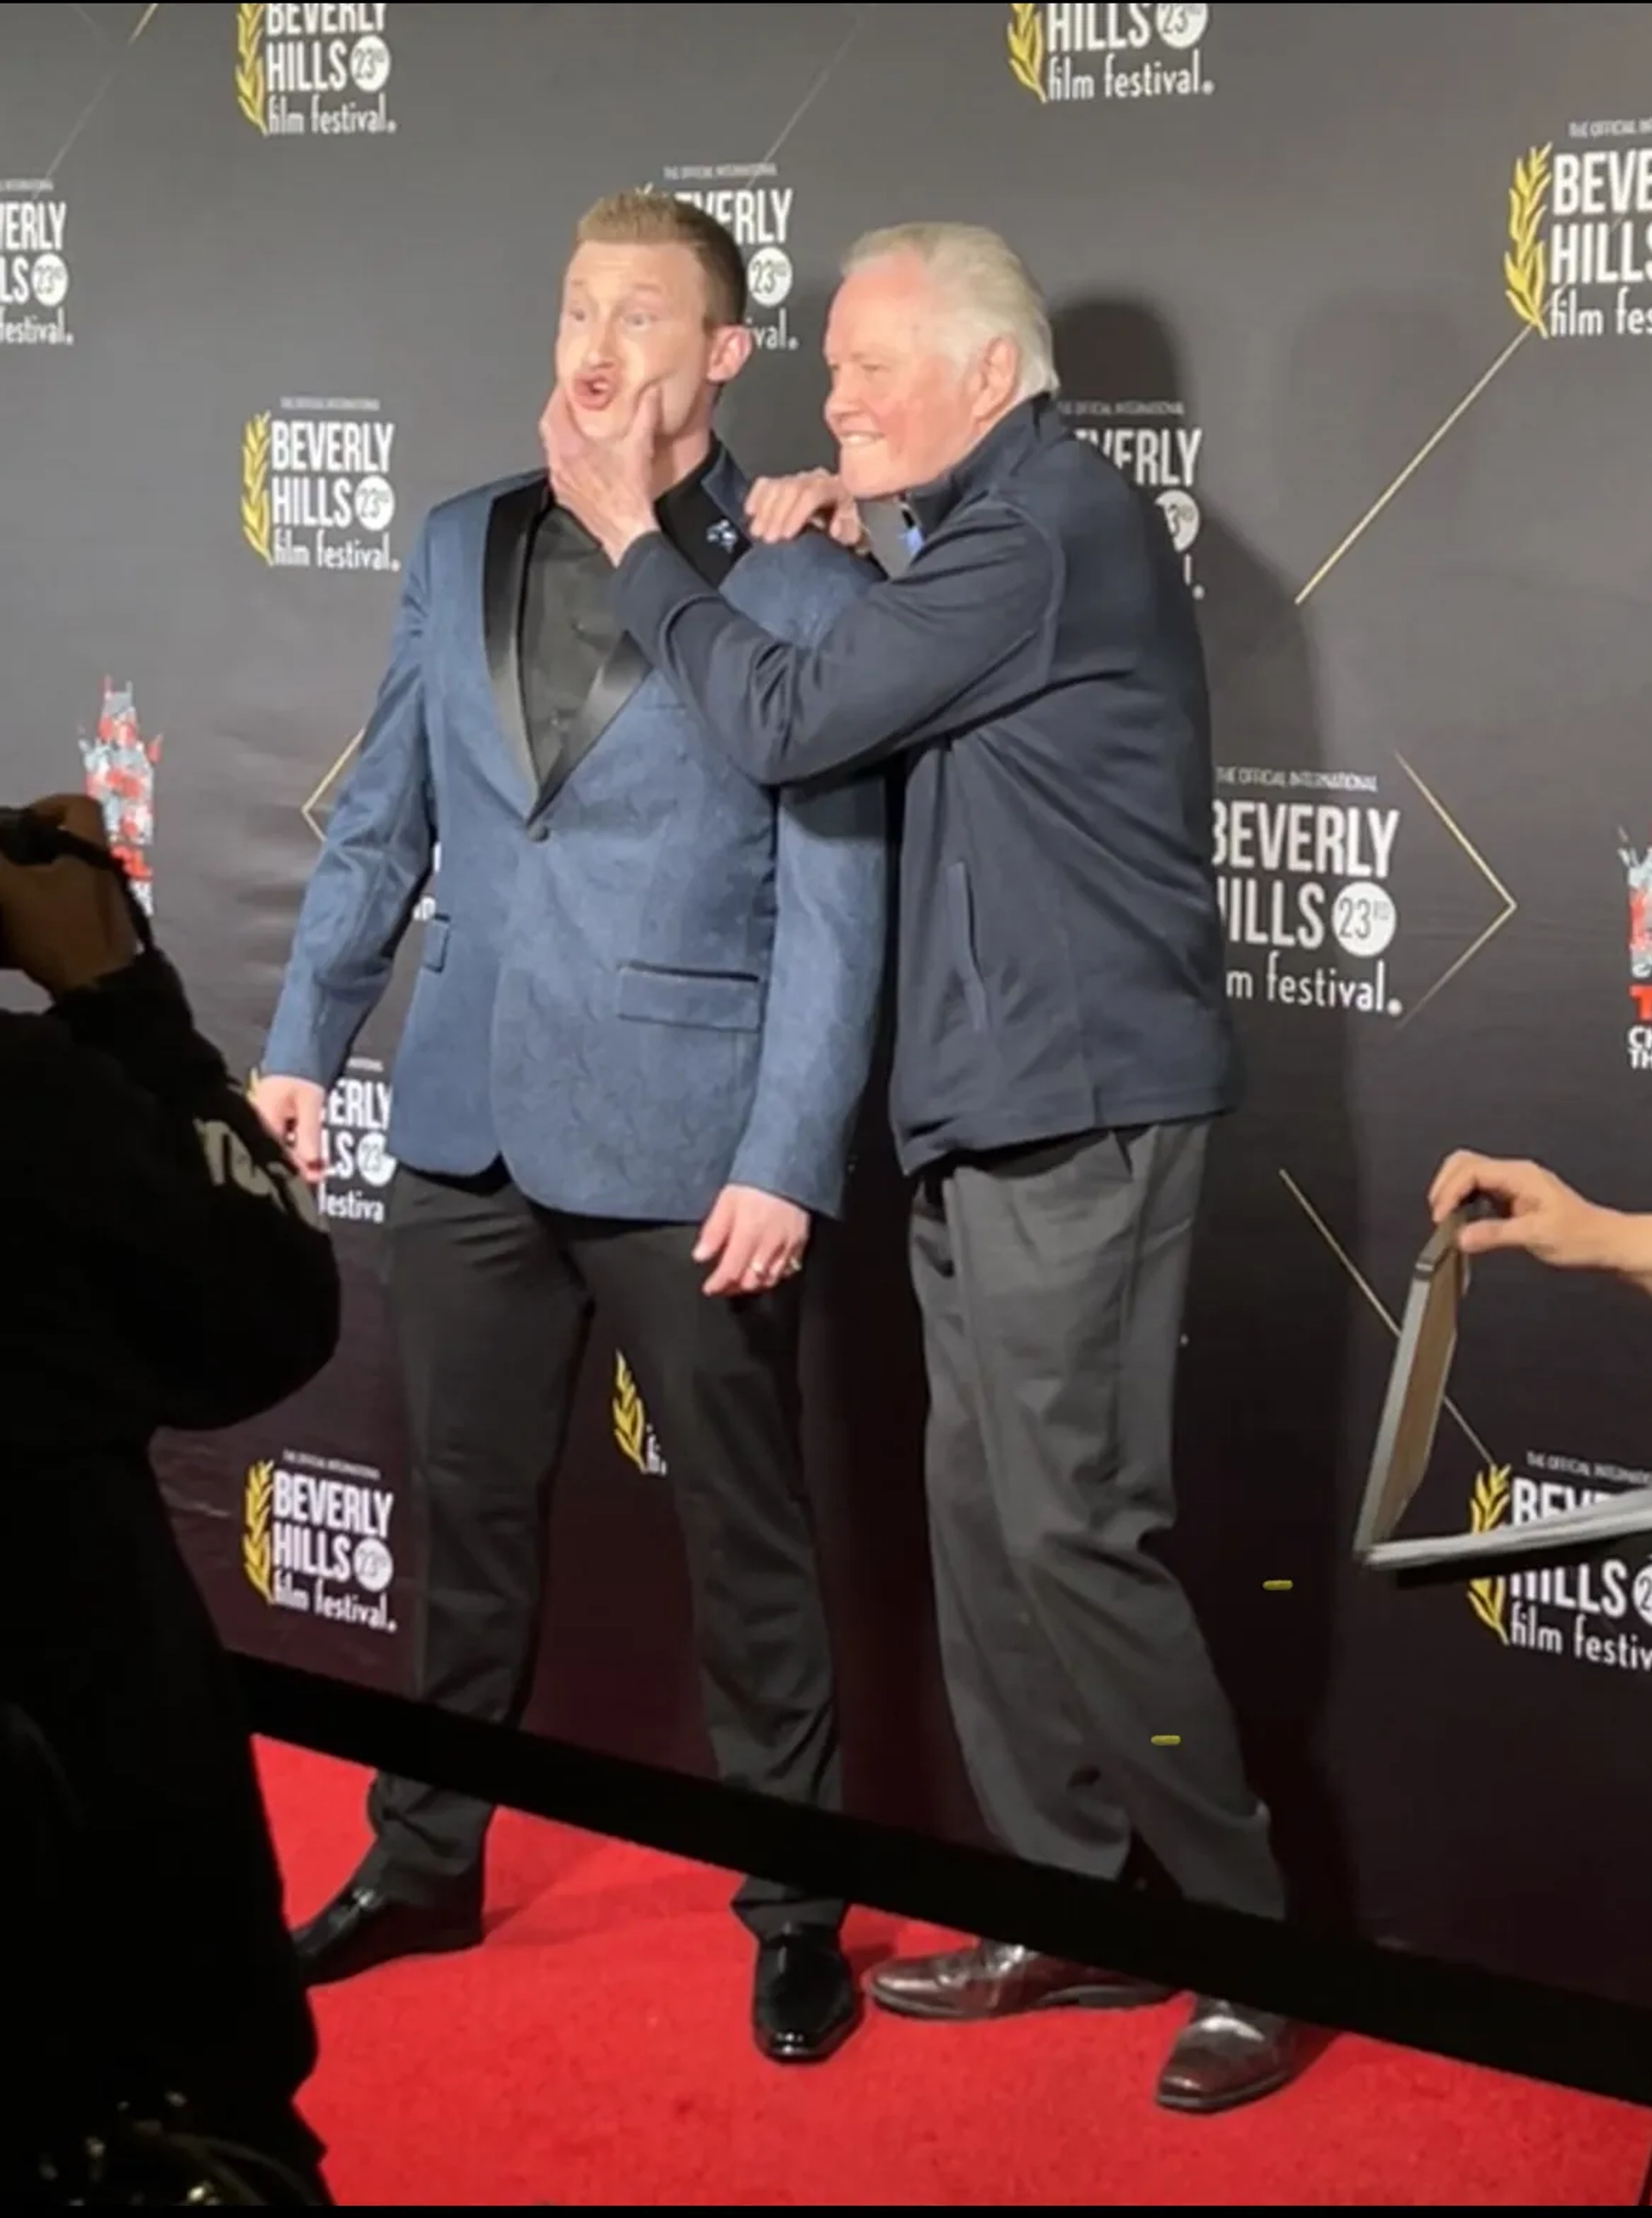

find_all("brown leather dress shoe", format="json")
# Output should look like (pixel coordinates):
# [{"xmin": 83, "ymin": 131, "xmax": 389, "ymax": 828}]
[
  {"xmin": 1156, "ymin": 1997, "xmax": 1311, "ymax": 2113},
  {"xmin": 869, "ymin": 1939, "xmax": 1174, "ymax": 2022}
]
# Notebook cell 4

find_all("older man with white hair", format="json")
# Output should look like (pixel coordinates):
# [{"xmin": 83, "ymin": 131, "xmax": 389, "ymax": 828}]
[{"xmin": 543, "ymin": 220, "xmax": 1306, "ymax": 2113}]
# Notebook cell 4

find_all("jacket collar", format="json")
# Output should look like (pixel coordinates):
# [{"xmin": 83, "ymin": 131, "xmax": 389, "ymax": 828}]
[
  {"xmin": 700, "ymin": 438, "xmax": 747, "ymax": 526},
  {"xmin": 903, "ymin": 395, "xmax": 1059, "ymax": 539}
]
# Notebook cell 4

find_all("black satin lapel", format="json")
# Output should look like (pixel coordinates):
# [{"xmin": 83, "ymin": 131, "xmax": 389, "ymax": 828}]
[
  {"xmin": 482, "ymin": 480, "xmax": 543, "ymax": 793},
  {"xmin": 535, "ymin": 635, "xmax": 650, "ymax": 811},
  {"xmin": 524, "ymin": 467, "xmax": 754, "ymax": 816},
  {"xmin": 577, "ymin": 634, "xmax": 651, "ymax": 752}
]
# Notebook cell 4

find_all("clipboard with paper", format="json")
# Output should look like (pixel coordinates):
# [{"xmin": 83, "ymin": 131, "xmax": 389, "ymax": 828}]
[{"xmin": 1354, "ymin": 1204, "xmax": 1652, "ymax": 1572}]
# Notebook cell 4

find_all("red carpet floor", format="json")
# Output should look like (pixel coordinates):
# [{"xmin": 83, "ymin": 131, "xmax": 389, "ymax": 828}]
[{"xmin": 259, "ymin": 1741, "xmax": 1649, "ymax": 2206}]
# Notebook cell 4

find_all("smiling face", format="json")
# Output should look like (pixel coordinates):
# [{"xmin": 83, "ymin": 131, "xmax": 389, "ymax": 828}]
[
  {"xmin": 822, "ymin": 250, "xmax": 1020, "ymax": 501},
  {"xmin": 553, "ymin": 238, "xmax": 750, "ymax": 482}
]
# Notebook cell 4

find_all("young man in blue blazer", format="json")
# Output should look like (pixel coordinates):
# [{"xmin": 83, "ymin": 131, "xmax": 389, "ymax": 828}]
[{"xmin": 253, "ymin": 193, "xmax": 887, "ymax": 2067}]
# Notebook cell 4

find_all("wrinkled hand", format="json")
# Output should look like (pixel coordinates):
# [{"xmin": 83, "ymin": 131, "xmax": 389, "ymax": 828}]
[
  {"xmin": 0, "ymin": 793, "xmax": 139, "ymax": 998},
  {"xmin": 251, "ymin": 1073, "xmax": 329, "ymax": 1184},
  {"xmin": 538, "ymin": 382, "xmax": 662, "ymax": 564},
  {"xmin": 1428, "ymin": 1150, "xmax": 1624, "ymax": 1272},
  {"xmin": 745, "ymin": 469, "xmax": 866, "ymax": 550},
  {"xmin": 693, "ymin": 1183, "xmax": 810, "ymax": 1297}
]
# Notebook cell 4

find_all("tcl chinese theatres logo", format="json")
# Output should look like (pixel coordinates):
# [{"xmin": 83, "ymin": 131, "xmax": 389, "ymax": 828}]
[{"xmin": 79, "ymin": 679, "xmax": 162, "ymax": 914}]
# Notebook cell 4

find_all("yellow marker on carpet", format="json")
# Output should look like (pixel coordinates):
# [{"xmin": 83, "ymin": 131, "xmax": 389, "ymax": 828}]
[
  {"xmin": 1150, "ymin": 1734, "xmax": 1181, "ymax": 1746},
  {"xmin": 1263, "ymin": 1579, "xmax": 1294, "ymax": 1591}
]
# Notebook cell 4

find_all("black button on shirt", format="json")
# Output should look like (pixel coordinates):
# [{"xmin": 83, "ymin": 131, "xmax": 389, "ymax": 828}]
[{"xmin": 519, "ymin": 447, "xmax": 744, "ymax": 793}]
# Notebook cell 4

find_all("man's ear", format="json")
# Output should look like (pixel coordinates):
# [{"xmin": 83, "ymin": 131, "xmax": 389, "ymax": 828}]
[
  {"xmin": 975, "ymin": 335, "xmax": 1020, "ymax": 417},
  {"xmin": 708, "ymin": 322, "xmax": 755, "ymax": 391}
]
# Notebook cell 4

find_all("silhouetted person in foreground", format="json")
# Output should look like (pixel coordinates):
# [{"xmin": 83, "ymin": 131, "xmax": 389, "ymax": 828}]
[{"xmin": 0, "ymin": 795, "xmax": 340, "ymax": 2203}]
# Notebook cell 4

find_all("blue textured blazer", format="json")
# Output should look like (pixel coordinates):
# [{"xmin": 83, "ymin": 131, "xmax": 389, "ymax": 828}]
[{"xmin": 262, "ymin": 447, "xmax": 888, "ymax": 1222}]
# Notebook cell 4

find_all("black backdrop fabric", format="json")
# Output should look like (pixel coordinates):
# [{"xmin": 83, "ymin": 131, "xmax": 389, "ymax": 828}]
[{"xmin": 6, "ymin": 0, "xmax": 1652, "ymax": 2009}]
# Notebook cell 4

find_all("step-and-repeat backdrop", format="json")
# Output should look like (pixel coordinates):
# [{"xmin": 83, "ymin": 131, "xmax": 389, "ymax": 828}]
[{"xmin": 5, "ymin": 1, "xmax": 1652, "ymax": 2005}]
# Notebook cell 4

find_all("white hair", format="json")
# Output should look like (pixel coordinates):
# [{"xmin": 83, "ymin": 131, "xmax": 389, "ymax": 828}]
[{"xmin": 841, "ymin": 221, "xmax": 1059, "ymax": 403}]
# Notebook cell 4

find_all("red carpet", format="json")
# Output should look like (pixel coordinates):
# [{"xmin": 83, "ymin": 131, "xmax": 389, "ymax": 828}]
[{"xmin": 259, "ymin": 1741, "xmax": 1649, "ymax": 2205}]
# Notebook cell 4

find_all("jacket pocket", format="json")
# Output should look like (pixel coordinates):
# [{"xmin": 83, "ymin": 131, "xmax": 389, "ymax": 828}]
[
  {"xmin": 617, "ymin": 964, "xmax": 764, "ymax": 1033},
  {"xmin": 421, "ymin": 916, "xmax": 451, "ymax": 971},
  {"xmin": 945, "ymin": 860, "xmax": 990, "ymax": 1031}
]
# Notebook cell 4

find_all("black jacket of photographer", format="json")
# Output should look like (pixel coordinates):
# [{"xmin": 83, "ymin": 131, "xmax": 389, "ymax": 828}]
[{"xmin": 0, "ymin": 946, "xmax": 341, "ymax": 2160}]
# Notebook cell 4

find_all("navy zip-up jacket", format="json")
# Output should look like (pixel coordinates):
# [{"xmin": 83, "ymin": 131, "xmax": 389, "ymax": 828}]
[{"xmin": 613, "ymin": 394, "xmax": 1238, "ymax": 1176}]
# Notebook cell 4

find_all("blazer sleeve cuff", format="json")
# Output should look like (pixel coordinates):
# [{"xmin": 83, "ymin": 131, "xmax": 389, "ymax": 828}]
[
  {"xmin": 725, "ymin": 1141, "xmax": 847, "ymax": 1223},
  {"xmin": 262, "ymin": 998, "xmax": 352, "ymax": 1091}
]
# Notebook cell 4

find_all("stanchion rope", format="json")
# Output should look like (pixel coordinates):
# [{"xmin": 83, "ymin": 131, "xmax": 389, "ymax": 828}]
[{"xmin": 237, "ymin": 1654, "xmax": 1652, "ymax": 2123}]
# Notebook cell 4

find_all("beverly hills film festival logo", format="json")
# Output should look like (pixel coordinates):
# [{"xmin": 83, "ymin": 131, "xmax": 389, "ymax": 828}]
[
  {"xmin": 0, "ymin": 180, "xmax": 72, "ymax": 348},
  {"xmin": 241, "ymin": 397, "xmax": 399, "ymax": 574},
  {"xmin": 248, "ymin": 1054, "xmax": 396, "ymax": 1224},
  {"xmin": 1063, "ymin": 397, "xmax": 1204, "ymax": 601},
  {"xmin": 1007, "ymin": 3, "xmax": 1213, "ymax": 105},
  {"xmin": 655, "ymin": 167, "xmax": 798, "ymax": 353},
  {"xmin": 1463, "ymin": 1457, "xmax": 1652, "ymax": 1675},
  {"xmin": 1213, "ymin": 768, "xmax": 1403, "ymax": 1020},
  {"xmin": 315, "ymin": 1055, "xmax": 396, "ymax": 1224},
  {"xmin": 1622, "ymin": 828, "xmax": 1652, "ymax": 1075},
  {"xmin": 243, "ymin": 1451, "xmax": 397, "ymax": 1633},
  {"xmin": 235, "ymin": 3, "xmax": 397, "ymax": 139},
  {"xmin": 80, "ymin": 679, "xmax": 162, "ymax": 918},
  {"xmin": 1503, "ymin": 124, "xmax": 1652, "ymax": 342}
]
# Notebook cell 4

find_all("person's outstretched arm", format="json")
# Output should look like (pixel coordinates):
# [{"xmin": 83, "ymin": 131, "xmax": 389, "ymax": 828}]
[{"xmin": 1430, "ymin": 1150, "xmax": 1652, "ymax": 1298}]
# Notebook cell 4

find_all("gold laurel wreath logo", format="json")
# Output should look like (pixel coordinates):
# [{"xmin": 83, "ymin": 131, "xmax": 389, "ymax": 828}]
[
  {"xmin": 243, "ymin": 1459, "xmax": 275, "ymax": 1603},
  {"xmin": 241, "ymin": 413, "xmax": 272, "ymax": 564},
  {"xmin": 235, "ymin": 3, "xmax": 268, "ymax": 135},
  {"xmin": 1504, "ymin": 144, "xmax": 1552, "ymax": 338},
  {"xmin": 1466, "ymin": 1465, "xmax": 1512, "ymax": 1642},
  {"xmin": 1007, "ymin": 3, "xmax": 1046, "ymax": 103},
  {"xmin": 613, "ymin": 1352, "xmax": 648, "ymax": 1471}
]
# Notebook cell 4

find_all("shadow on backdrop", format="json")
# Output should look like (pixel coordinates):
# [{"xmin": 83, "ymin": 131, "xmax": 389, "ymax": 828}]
[
  {"xmin": 808, "ymin": 823, "xmax": 987, "ymax": 1847},
  {"xmin": 722, "ymin": 281, "xmax": 835, "ymax": 483}
]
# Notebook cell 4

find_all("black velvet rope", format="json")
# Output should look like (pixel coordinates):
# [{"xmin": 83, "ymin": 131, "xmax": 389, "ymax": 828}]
[{"xmin": 237, "ymin": 1654, "xmax": 1652, "ymax": 2115}]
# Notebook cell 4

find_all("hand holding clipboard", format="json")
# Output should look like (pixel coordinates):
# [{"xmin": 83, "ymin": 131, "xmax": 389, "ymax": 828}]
[{"xmin": 1355, "ymin": 1174, "xmax": 1652, "ymax": 1574}]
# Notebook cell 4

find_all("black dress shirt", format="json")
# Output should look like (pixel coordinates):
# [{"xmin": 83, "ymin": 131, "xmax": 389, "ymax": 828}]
[{"xmin": 519, "ymin": 444, "xmax": 744, "ymax": 792}]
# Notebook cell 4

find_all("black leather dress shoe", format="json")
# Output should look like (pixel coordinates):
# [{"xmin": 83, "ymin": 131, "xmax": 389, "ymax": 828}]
[
  {"xmin": 752, "ymin": 1931, "xmax": 860, "ymax": 2064},
  {"xmin": 1156, "ymin": 1997, "xmax": 1311, "ymax": 2113},
  {"xmin": 869, "ymin": 1939, "xmax": 1174, "ymax": 2022},
  {"xmin": 293, "ymin": 1876, "xmax": 484, "ymax": 1989}
]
